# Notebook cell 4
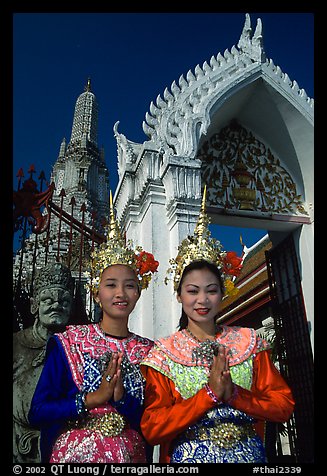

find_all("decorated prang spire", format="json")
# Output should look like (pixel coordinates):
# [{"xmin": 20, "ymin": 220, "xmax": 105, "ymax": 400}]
[
  {"xmin": 51, "ymin": 80, "xmax": 110, "ymax": 230},
  {"xmin": 70, "ymin": 77, "xmax": 98, "ymax": 146}
]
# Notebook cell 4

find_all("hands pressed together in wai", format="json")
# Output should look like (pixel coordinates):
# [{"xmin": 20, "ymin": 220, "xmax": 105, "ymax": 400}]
[
  {"xmin": 208, "ymin": 346, "xmax": 234, "ymax": 402},
  {"xmin": 84, "ymin": 352, "xmax": 125, "ymax": 410}
]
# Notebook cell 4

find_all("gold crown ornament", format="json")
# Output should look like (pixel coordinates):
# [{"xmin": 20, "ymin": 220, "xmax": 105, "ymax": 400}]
[
  {"xmin": 165, "ymin": 186, "xmax": 243, "ymax": 295},
  {"xmin": 85, "ymin": 192, "xmax": 159, "ymax": 294}
]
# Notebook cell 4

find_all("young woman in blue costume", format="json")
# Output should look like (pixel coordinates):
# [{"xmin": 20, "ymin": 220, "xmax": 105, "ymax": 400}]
[
  {"xmin": 28, "ymin": 193, "xmax": 159, "ymax": 463},
  {"xmin": 140, "ymin": 187, "xmax": 295, "ymax": 464}
]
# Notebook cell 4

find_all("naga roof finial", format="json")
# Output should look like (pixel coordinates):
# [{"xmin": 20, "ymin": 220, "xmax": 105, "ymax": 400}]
[{"xmin": 237, "ymin": 13, "xmax": 266, "ymax": 63}]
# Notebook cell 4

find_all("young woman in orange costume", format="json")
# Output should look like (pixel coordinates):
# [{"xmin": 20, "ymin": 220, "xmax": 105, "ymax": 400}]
[{"xmin": 140, "ymin": 188, "xmax": 295, "ymax": 463}]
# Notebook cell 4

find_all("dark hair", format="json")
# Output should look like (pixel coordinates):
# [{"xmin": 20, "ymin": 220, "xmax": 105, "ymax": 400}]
[{"xmin": 176, "ymin": 260, "xmax": 225, "ymax": 330}]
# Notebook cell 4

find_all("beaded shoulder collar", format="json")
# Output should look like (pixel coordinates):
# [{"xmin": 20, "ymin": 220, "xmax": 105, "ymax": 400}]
[
  {"xmin": 56, "ymin": 324, "xmax": 153, "ymax": 365},
  {"xmin": 146, "ymin": 325, "xmax": 269, "ymax": 368}
]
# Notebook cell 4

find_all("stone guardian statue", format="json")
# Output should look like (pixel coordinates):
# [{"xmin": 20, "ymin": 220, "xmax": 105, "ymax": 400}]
[{"xmin": 13, "ymin": 262, "xmax": 74, "ymax": 463}]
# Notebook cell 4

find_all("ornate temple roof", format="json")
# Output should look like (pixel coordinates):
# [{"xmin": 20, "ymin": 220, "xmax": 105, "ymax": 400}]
[
  {"xmin": 114, "ymin": 13, "xmax": 313, "ymax": 174},
  {"xmin": 143, "ymin": 14, "xmax": 313, "ymax": 156}
]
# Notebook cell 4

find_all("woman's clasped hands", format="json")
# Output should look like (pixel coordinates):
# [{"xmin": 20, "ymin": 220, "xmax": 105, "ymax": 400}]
[
  {"xmin": 84, "ymin": 352, "xmax": 125, "ymax": 409},
  {"xmin": 208, "ymin": 346, "xmax": 233, "ymax": 402}
]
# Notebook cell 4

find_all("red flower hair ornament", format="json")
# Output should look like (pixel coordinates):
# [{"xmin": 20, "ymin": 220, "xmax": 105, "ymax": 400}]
[
  {"xmin": 136, "ymin": 251, "xmax": 159, "ymax": 276},
  {"xmin": 222, "ymin": 251, "xmax": 243, "ymax": 277}
]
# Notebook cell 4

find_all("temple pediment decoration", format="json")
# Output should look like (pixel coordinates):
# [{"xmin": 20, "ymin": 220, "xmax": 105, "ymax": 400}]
[{"xmin": 198, "ymin": 119, "xmax": 308, "ymax": 217}]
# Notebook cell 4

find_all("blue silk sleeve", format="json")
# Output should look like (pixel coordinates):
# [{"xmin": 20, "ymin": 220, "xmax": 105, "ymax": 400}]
[
  {"xmin": 28, "ymin": 335, "xmax": 79, "ymax": 427},
  {"xmin": 28, "ymin": 335, "xmax": 79, "ymax": 462}
]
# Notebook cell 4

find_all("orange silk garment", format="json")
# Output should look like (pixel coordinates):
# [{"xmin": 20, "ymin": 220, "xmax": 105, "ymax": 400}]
[{"xmin": 140, "ymin": 350, "xmax": 295, "ymax": 463}]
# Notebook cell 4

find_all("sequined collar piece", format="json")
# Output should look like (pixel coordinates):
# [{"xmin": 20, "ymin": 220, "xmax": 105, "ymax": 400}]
[
  {"xmin": 56, "ymin": 324, "xmax": 153, "ymax": 388},
  {"xmin": 152, "ymin": 325, "xmax": 261, "ymax": 368}
]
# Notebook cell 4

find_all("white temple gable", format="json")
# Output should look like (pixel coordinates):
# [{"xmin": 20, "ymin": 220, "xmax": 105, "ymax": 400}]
[
  {"xmin": 137, "ymin": 13, "xmax": 313, "ymax": 161},
  {"xmin": 113, "ymin": 13, "xmax": 314, "ymax": 342}
]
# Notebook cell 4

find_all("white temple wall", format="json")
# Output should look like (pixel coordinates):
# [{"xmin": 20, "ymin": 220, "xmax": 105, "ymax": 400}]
[
  {"xmin": 297, "ymin": 225, "xmax": 314, "ymax": 351},
  {"xmin": 123, "ymin": 183, "xmax": 173, "ymax": 340}
]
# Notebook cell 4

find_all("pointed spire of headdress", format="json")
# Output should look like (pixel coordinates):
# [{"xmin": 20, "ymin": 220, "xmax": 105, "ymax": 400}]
[
  {"xmin": 166, "ymin": 185, "xmax": 243, "ymax": 293},
  {"xmin": 107, "ymin": 190, "xmax": 123, "ymax": 241},
  {"xmin": 85, "ymin": 191, "xmax": 159, "ymax": 294},
  {"xmin": 194, "ymin": 185, "xmax": 210, "ymax": 239}
]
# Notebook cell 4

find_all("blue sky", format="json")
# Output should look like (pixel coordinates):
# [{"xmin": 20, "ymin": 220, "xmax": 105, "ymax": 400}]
[{"xmin": 13, "ymin": 12, "xmax": 314, "ymax": 255}]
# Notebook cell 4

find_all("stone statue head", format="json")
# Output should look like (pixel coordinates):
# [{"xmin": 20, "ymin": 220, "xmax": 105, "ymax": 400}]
[{"xmin": 30, "ymin": 262, "xmax": 74, "ymax": 331}]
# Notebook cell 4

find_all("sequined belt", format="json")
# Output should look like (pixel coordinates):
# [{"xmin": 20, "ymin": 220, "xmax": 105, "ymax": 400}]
[
  {"xmin": 69, "ymin": 412, "xmax": 125, "ymax": 437},
  {"xmin": 185, "ymin": 422, "xmax": 256, "ymax": 449}
]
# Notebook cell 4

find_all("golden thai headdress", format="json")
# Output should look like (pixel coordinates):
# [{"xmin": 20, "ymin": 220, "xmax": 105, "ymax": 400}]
[
  {"xmin": 165, "ymin": 186, "xmax": 243, "ymax": 295},
  {"xmin": 85, "ymin": 192, "xmax": 159, "ymax": 294}
]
